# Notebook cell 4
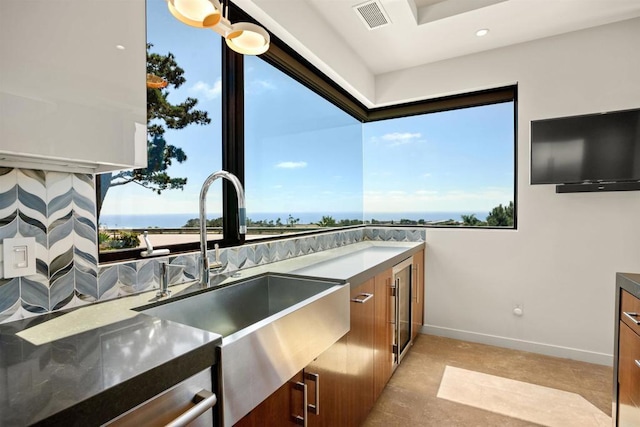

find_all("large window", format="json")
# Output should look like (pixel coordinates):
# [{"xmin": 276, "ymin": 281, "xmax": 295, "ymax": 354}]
[
  {"xmin": 363, "ymin": 101, "xmax": 515, "ymax": 227},
  {"xmin": 244, "ymin": 56, "xmax": 363, "ymax": 237},
  {"xmin": 97, "ymin": 4, "xmax": 516, "ymax": 262}
]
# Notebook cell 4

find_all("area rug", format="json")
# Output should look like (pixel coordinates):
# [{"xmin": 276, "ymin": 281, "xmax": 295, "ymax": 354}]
[{"xmin": 436, "ymin": 365, "xmax": 611, "ymax": 427}]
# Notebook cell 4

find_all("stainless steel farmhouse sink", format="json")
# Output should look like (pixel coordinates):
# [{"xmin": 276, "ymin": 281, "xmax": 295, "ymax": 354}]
[{"xmin": 136, "ymin": 272, "xmax": 350, "ymax": 426}]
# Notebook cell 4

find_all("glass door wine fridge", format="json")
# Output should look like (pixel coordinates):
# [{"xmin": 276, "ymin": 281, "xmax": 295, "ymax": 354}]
[{"xmin": 391, "ymin": 257, "xmax": 413, "ymax": 369}]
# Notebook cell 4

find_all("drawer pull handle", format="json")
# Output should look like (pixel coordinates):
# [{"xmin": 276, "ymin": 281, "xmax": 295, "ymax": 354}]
[
  {"xmin": 351, "ymin": 293, "xmax": 373, "ymax": 304},
  {"xmin": 165, "ymin": 389, "xmax": 217, "ymax": 427},
  {"xmin": 623, "ymin": 311, "xmax": 640, "ymax": 325},
  {"xmin": 305, "ymin": 372, "xmax": 320, "ymax": 415},
  {"xmin": 292, "ymin": 381, "xmax": 308, "ymax": 426},
  {"xmin": 635, "ymin": 360, "xmax": 640, "ymax": 369}
]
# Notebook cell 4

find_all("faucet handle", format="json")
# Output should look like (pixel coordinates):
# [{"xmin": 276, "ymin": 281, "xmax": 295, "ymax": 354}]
[
  {"xmin": 209, "ymin": 243, "xmax": 223, "ymax": 271},
  {"xmin": 157, "ymin": 262, "xmax": 185, "ymax": 298},
  {"xmin": 141, "ymin": 231, "xmax": 170, "ymax": 257}
]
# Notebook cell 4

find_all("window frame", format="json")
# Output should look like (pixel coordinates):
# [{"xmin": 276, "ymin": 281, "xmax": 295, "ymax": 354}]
[{"xmin": 97, "ymin": 4, "xmax": 517, "ymax": 264}]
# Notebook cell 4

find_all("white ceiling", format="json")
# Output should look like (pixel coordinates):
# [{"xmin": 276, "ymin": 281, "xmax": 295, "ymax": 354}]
[{"xmin": 234, "ymin": 0, "xmax": 640, "ymax": 105}]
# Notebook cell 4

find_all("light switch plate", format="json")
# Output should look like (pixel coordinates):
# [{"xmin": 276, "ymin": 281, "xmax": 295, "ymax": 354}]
[{"xmin": 3, "ymin": 237, "xmax": 36, "ymax": 278}]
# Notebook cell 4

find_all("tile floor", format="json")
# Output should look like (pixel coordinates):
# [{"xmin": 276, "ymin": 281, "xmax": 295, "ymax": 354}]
[{"xmin": 363, "ymin": 334, "xmax": 612, "ymax": 426}]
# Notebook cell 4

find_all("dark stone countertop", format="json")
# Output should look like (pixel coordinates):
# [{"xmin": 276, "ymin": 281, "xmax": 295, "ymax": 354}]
[
  {"xmin": 0, "ymin": 241, "xmax": 425, "ymax": 426},
  {"xmin": 0, "ymin": 309, "xmax": 221, "ymax": 426},
  {"xmin": 617, "ymin": 272, "xmax": 640, "ymax": 298}
]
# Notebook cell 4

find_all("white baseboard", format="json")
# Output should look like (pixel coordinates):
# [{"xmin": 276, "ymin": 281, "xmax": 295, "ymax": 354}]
[{"xmin": 421, "ymin": 324, "xmax": 613, "ymax": 366}]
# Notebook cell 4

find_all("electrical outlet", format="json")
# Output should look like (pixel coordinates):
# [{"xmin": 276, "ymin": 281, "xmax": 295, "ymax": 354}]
[
  {"xmin": 3, "ymin": 237, "xmax": 36, "ymax": 278},
  {"xmin": 513, "ymin": 303, "xmax": 524, "ymax": 317}
]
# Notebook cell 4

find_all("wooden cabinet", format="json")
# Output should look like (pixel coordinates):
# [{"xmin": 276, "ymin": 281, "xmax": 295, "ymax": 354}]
[
  {"xmin": 373, "ymin": 269, "xmax": 393, "ymax": 400},
  {"xmin": 0, "ymin": 0, "xmax": 147, "ymax": 172},
  {"xmin": 306, "ymin": 335, "xmax": 348, "ymax": 427},
  {"xmin": 235, "ymin": 280, "xmax": 377, "ymax": 427},
  {"xmin": 618, "ymin": 322, "xmax": 640, "ymax": 425},
  {"xmin": 616, "ymin": 286, "xmax": 640, "ymax": 426},
  {"xmin": 235, "ymin": 252, "xmax": 425, "ymax": 427},
  {"xmin": 412, "ymin": 250, "xmax": 425, "ymax": 340},
  {"xmin": 347, "ymin": 279, "xmax": 375, "ymax": 426},
  {"xmin": 235, "ymin": 336, "xmax": 349, "ymax": 427},
  {"xmin": 234, "ymin": 371, "xmax": 305, "ymax": 427}
]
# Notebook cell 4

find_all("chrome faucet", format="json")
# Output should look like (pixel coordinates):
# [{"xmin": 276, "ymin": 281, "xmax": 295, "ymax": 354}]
[
  {"xmin": 157, "ymin": 261, "xmax": 183, "ymax": 298},
  {"xmin": 199, "ymin": 170, "xmax": 246, "ymax": 287}
]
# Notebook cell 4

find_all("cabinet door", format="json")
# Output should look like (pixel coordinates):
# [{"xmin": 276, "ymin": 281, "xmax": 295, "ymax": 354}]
[
  {"xmin": 618, "ymin": 321, "xmax": 640, "ymax": 426},
  {"xmin": 233, "ymin": 371, "xmax": 305, "ymax": 427},
  {"xmin": 373, "ymin": 269, "xmax": 393, "ymax": 399},
  {"xmin": 0, "ymin": 0, "xmax": 146, "ymax": 172},
  {"xmin": 412, "ymin": 250, "xmax": 425, "ymax": 340},
  {"xmin": 306, "ymin": 335, "xmax": 348, "ymax": 427},
  {"xmin": 347, "ymin": 279, "xmax": 375, "ymax": 427}
]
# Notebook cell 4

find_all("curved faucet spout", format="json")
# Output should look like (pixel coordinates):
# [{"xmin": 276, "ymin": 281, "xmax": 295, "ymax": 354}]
[{"xmin": 199, "ymin": 170, "xmax": 246, "ymax": 287}]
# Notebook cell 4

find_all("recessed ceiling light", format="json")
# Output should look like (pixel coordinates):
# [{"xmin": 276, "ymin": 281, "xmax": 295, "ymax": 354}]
[
  {"xmin": 116, "ymin": 45, "xmax": 126, "ymax": 50},
  {"xmin": 476, "ymin": 29, "xmax": 489, "ymax": 37}
]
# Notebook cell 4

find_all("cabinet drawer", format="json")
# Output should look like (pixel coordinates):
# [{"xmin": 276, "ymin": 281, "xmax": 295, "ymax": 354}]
[
  {"xmin": 619, "ymin": 322, "xmax": 640, "ymax": 418},
  {"xmin": 621, "ymin": 290, "xmax": 640, "ymax": 335},
  {"xmin": 105, "ymin": 369, "xmax": 215, "ymax": 427}
]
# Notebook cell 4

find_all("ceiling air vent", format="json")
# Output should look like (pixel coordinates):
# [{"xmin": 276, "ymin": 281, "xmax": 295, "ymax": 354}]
[{"xmin": 353, "ymin": 0, "xmax": 391, "ymax": 30}]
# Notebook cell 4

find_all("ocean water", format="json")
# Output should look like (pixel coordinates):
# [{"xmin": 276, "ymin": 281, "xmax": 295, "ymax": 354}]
[{"xmin": 99, "ymin": 211, "xmax": 488, "ymax": 229}]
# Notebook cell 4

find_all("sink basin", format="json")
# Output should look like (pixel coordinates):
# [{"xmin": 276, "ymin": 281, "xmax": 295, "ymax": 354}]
[
  {"xmin": 139, "ymin": 273, "xmax": 340, "ymax": 338},
  {"xmin": 136, "ymin": 272, "xmax": 349, "ymax": 427}
]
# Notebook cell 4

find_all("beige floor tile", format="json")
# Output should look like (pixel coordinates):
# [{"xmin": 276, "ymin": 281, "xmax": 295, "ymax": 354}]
[
  {"xmin": 437, "ymin": 366, "xmax": 610, "ymax": 427},
  {"xmin": 364, "ymin": 334, "xmax": 612, "ymax": 427}
]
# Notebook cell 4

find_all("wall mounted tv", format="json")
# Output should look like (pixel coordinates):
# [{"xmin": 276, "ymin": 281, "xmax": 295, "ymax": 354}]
[{"xmin": 530, "ymin": 108, "xmax": 640, "ymax": 193}]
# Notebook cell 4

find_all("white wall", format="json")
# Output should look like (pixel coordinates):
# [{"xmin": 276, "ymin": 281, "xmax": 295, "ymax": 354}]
[
  {"xmin": 377, "ymin": 17, "xmax": 640, "ymax": 365},
  {"xmin": 236, "ymin": 0, "xmax": 376, "ymax": 107}
]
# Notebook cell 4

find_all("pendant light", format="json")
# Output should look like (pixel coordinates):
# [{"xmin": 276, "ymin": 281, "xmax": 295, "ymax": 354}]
[
  {"xmin": 225, "ymin": 22, "xmax": 270, "ymax": 55},
  {"xmin": 166, "ymin": 0, "xmax": 269, "ymax": 55},
  {"xmin": 167, "ymin": 0, "xmax": 221, "ymax": 28}
]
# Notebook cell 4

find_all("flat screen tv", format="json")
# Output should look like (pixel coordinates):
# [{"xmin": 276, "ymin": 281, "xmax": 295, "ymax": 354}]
[{"xmin": 530, "ymin": 108, "xmax": 640, "ymax": 185}]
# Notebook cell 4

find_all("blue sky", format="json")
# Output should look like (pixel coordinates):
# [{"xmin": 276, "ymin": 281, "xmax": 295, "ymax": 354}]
[
  {"xmin": 100, "ymin": 1, "xmax": 514, "ymax": 221},
  {"xmin": 364, "ymin": 102, "xmax": 514, "ymax": 213}
]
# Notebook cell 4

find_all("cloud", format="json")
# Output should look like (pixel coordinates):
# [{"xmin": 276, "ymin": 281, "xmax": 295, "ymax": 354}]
[
  {"xmin": 422, "ymin": 173, "xmax": 432, "ymax": 178},
  {"xmin": 276, "ymin": 161, "xmax": 307, "ymax": 169},
  {"xmin": 190, "ymin": 78, "xmax": 222, "ymax": 100},
  {"xmin": 247, "ymin": 78, "xmax": 276, "ymax": 94},
  {"xmin": 381, "ymin": 132, "xmax": 422, "ymax": 146}
]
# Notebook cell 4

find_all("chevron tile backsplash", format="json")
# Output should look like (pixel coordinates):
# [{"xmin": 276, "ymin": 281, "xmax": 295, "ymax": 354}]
[
  {"xmin": 0, "ymin": 168, "xmax": 98, "ymax": 323},
  {"xmin": 0, "ymin": 168, "xmax": 425, "ymax": 324}
]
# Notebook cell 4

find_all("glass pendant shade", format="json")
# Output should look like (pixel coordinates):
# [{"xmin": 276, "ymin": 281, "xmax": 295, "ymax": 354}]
[
  {"xmin": 225, "ymin": 22, "xmax": 270, "ymax": 55},
  {"xmin": 167, "ymin": 0, "xmax": 221, "ymax": 28}
]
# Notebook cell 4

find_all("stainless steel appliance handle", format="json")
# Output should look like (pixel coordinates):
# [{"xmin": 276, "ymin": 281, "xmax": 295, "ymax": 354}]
[
  {"xmin": 412, "ymin": 266, "xmax": 418, "ymax": 303},
  {"xmin": 395, "ymin": 277, "xmax": 402, "ymax": 328},
  {"xmin": 305, "ymin": 372, "xmax": 320, "ymax": 415},
  {"xmin": 393, "ymin": 276, "xmax": 400, "ymax": 363},
  {"xmin": 389, "ymin": 277, "xmax": 396, "ymax": 325},
  {"xmin": 623, "ymin": 311, "xmax": 640, "ymax": 325},
  {"xmin": 415, "ymin": 264, "xmax": 420, "ymax": 304},
  {"xmin": 164, "ymin": 390, "xmax": 217, "ymax": 427},
  {"xmin": 292, "ymin": 381, "xmax": 308, "ymax": 426},
  {"xmin": 351, "ymin": 293, "xmax": 373, "ymax": 304},
  {"xmin": 635, "ymin": 360, "xmax": 640, "ymax": 369}
]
